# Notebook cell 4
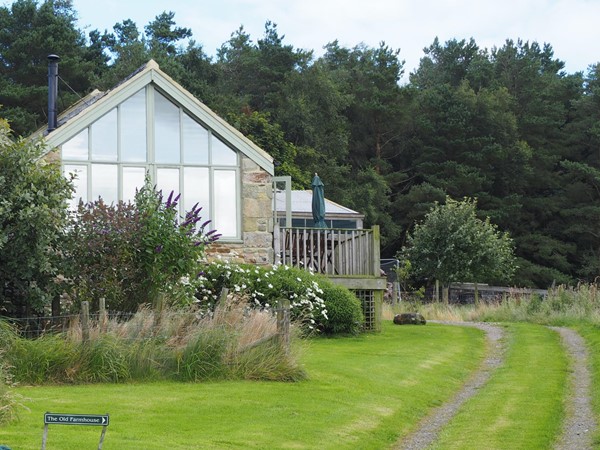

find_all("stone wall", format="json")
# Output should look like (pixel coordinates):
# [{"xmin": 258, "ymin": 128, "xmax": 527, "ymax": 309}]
[{"xmin": 205, "ymin": 155, "xmax": 274, "ymax": 265}]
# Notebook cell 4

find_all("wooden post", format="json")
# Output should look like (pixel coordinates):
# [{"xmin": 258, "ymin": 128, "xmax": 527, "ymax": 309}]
[
  {"xmin": 81, "ymin": 301, "xmax": 90, "ymax": 343},
  {"xmin": 276, "ymin": 299, "xmax": 290, "ymax": 354},
  {"xmin": 434, "ymin": 280, "xmax": 440, "ymax": 302},
  {"xmin": 371, "ymin": 225, "xmax": 381, "ymax": 277},
  {"xmin": 99, "ymin": 297, "xmax": 107, "ymax": 333},
  {"xmin": 218, "ymin": 287, "xmax": 229, "ymax": 305},
  {"xmin": 153, "ymin": 293, "xmax": 165, "ymax": 334}
]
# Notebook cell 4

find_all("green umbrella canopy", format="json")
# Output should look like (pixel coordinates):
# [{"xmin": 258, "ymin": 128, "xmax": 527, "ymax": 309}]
[{"xmin": 311, "ymin": 173, "xmax": 327, "ymax": 228}]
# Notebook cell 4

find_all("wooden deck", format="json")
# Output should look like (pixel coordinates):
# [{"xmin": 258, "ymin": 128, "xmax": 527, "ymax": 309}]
[
  {"xmin": 275, "ymin": 226, "xmax": 381, "ymax": 276},
  {"xmin": 274, "ymin": 225, "xmax": 386, "ymax": 331}
]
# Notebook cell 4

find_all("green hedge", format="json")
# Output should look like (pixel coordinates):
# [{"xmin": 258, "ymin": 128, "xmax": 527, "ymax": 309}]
[{"xmin": 319, "ymin": 283, "xmax": 364, "ymax": 335}]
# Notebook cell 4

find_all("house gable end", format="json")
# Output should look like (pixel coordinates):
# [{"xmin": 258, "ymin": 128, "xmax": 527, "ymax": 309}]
[{"xmin": 44, "ymin": 61, "xmax": 274, "ymax": 175}]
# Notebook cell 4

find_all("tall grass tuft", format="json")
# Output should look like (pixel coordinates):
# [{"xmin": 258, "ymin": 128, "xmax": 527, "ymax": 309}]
[
  {"xmin": 384, "ymin": 283, "xmax": 600, "ymax": 326},
  {"xmin": 2, "ymin": 295, "xmax": 305, "ymax": 385}
]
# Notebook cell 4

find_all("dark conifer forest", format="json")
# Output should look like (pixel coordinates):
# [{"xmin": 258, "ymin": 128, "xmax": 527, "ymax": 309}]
[{"xmin": 1, "ymin": 1, "xmax": 599, "ymax": 287}]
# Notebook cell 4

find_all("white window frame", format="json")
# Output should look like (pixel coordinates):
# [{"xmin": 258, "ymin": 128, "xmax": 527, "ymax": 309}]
[{"xmin": 61, "ymin": 85, "xmax": 242, "ymax": 241}]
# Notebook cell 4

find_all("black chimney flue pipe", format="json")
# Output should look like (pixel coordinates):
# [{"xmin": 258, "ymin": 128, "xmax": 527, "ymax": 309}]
[{"xmin": 47, "ymin": 54, "xmax": 60, "ymax": 132}]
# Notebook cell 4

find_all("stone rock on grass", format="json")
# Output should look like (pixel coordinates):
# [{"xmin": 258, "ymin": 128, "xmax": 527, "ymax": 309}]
[{"xmin": 393, "ymin": 313, "xmax": 426, "ymax": 325}]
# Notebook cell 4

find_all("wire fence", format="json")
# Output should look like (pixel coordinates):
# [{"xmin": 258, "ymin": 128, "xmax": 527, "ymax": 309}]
[{"xmin": 2, "ymin": 311, "xmax": 135, "ymax": 339}]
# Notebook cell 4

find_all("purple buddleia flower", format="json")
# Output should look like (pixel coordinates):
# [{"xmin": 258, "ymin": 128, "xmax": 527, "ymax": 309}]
[
  {"xmin": 155, "ymin": 245, "xmax": 163, "ymax": 253},
  {"xmin": 165, "ymin": 191, "xmax": 174, "ymax": 208},
  {"xmin": 172, "ymin": 193, "xmax": 181, "ymax": 207}
]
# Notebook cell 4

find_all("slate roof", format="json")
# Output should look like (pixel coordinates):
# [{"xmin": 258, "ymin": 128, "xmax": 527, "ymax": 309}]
[{"xmin": 275, "ymin": 190, "xmax": 364, "ymax": 218}]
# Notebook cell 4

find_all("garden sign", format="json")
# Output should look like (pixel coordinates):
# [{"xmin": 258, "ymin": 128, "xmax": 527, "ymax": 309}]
[{"xmin": 42, "ymin": 412, "xmax": 109, "ymax": 449}]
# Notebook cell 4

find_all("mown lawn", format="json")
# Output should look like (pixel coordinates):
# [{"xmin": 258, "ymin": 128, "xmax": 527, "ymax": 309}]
[{"xmin": 1, "ymin": 322, "xmax": 484, "ymax": 449}]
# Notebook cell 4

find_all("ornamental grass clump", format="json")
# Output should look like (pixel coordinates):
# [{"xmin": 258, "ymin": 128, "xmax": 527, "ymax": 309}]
[
  {"xmin": 2, "ymin": 295, "xmax": 304, "ymax": 385},
  {"xmin": 386, "ymin": 283, "xmax": 600, "ymax": 326}
]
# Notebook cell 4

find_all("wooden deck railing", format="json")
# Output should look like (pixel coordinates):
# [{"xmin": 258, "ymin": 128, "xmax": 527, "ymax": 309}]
[{"xmin": 275, "ymin": 226, "xmax": 380, "ymax": 277}]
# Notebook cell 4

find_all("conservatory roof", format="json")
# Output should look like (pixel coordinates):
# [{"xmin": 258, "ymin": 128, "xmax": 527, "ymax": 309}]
[{"xmin": 34, "ymin": 60, "xmax": 274, "ymax": 175}]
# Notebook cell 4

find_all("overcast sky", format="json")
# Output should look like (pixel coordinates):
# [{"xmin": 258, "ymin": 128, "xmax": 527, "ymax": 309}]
[{"xmin": 69, "ymin": 0, "xmax": 599, "ymax": 81}]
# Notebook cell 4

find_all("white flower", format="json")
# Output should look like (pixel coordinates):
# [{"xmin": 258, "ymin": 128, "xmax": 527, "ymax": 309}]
[{"xmin": 268, "ymin": 283, "xmax": 273, "ymax": 289}]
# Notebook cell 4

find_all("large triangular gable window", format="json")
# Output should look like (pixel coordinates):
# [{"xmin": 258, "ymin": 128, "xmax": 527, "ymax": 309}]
[{"xmin": 61, "ymin": 86, "xmax": 239, "ymax": 239}]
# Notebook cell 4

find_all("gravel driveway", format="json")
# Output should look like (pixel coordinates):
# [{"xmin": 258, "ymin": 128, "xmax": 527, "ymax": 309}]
[
  {"xmin": 550, "ymin": 326, "xmax": 597, "ymax": 450},
  {"xmin": 395, "ymin": 321, "xmax": 506, "ymax": 450},
  {"xmin": 394, "ymin": 322, "xmax": 597, "ymax": 450}
]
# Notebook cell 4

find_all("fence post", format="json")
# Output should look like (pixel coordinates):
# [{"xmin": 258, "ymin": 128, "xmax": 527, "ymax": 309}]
[
  {"xmin": 81, "ymin": 301, "xmax": 90, "ymax": 343},
  {"xmin": 99, "ymin": 297, "xmax": 107, "ymax": 333},
  {"xmin": 218, "ymin": 287, "xmax": 229, "ymax": 304},
  {"xmin": 276, "ymin": 298, "xmax": 290, "ymax": 354}
]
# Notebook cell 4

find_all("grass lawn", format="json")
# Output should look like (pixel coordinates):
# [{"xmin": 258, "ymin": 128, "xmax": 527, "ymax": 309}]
[
  {"xmin": 430, "ymin": 323, "xmax": 569, "ymax": 450},
  {"xmin": 1, "ymin": 322, "xmax": 484, "ymax": 449}
]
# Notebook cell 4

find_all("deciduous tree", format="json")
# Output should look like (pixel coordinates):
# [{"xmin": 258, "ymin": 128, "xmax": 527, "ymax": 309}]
[
  {"xmin": 0, "ymin": 119, "xmax": 72, "ymax": 317},
  {"xmin": 403, "ymin": 197, "xmax": 515, "ymax": 300}
]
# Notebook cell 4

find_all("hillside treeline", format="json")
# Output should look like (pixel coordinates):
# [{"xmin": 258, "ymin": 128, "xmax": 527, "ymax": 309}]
[{"xmin": 1, "ymin": 1, "xmax": 599, "ymax": 288}]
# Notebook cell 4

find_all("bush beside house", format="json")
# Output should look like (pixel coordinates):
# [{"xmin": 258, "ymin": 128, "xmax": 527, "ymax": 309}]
[{"xmin": 197, "ymin": 262, "xmax": 364, "ymax": 335}]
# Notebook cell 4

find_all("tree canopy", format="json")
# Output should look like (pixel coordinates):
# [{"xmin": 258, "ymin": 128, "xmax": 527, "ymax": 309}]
[
  {"xmin": 404, "ymin": 197, "xmax": 516, "ymax": 287},
  {"xmin": 0, "ymin": 118, "xmax": 72, "ymax": 316},
  {"xmin": 1, "ymin": 0, "xmax": 599, "ymax": 288}
]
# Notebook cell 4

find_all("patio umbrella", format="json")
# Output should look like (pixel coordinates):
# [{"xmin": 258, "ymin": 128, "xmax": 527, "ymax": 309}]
[{"xmin": 311, "ymin": 173, "xmax": 327, "ymax": 228}]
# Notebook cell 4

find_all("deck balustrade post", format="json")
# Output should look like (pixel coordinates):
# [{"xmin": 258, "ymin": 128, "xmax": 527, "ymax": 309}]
[{"xmin": 371, "ymin": 225, "xmax": 381, "ymax": 277}]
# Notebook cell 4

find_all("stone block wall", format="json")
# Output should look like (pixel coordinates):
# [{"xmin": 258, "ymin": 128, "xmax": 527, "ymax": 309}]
[{"xmin": 205, "ymin": 155, "xmax": 274, "ymax": 265}]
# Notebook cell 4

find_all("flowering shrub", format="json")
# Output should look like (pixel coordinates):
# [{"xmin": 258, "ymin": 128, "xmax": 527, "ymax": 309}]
[
  {"xmin": 65, "ymin": 200, "xmax": 144, "ymax": 312},
  {"xmin": 197, "ymin": 262, "xmax": 327, "ymax": 330},
  {"xmin": 196, "ymin": 261, "xmax": 363, "ymax": 334},
  {"xmin": 134, "ymin": 178, "xmax": 220, "ymax": 306},
  {"xmin": 65, "ymin": 177, "xmax": 219, "ymax": 311}
]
